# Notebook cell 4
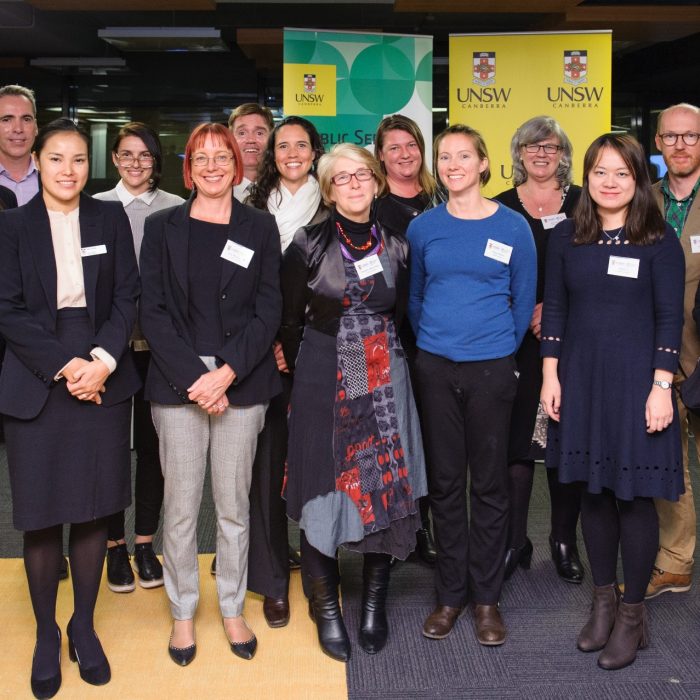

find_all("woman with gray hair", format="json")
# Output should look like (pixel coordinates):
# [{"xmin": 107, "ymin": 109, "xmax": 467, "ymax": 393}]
[
  {"xmin": 494, "ymin": 115, "xmax": 583, "ymax": 584},
  {"xmin": 280, "ymin": 143, "xmax": 427, "ymax": 661}
]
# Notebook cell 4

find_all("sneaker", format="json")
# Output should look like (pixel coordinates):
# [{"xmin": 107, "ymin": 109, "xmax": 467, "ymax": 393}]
[
  {"xmin": 106, "ymin": 543, "xmax": 135, "ymax": 593},
  {"xmin": 644, "ymin": 567, "xmax": 691, "ymax": 599},
  {"xmin": 134, "ymin": 543, "xmax": 164, "ymax": 589}
]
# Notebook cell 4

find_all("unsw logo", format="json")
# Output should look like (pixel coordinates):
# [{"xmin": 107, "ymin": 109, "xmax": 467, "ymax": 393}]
[
  {"xmin": 303, "ymin": 74, "xmax": 316, "ymax": 93},
  {"xmin": 564, "ymin": 50, "xmax": 587, "ymax": 85},
  {"xmin": 472, "ymin": 51, "xmax": 495, "ymax": 87}
]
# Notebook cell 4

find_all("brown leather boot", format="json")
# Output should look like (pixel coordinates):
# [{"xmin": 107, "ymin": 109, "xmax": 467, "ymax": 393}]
[
  {"xmin": 576, "ymin": 583, "xmax": 620, "ymax": 652},
  {"xmin": 597, "ymin": 601, "xmax": 649, "ymax": 670}
]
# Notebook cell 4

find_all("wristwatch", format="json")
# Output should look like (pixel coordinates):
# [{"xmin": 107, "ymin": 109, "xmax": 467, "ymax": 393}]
[{"xmin": 653, "ymin": 379, "xmax": 672, "ymax": 390}]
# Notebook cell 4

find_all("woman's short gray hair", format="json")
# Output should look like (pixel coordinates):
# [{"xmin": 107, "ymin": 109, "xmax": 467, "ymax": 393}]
[
  {"xmin": 510, "ymin": 115, "xmax": 573, "ymax": 188},
  {"xmin": 316, "ymin": 143, "xmax": 387, "ymax": 205}
]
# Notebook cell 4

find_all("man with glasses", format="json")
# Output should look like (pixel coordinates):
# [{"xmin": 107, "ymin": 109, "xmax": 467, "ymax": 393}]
[
  {"xmin": 647, "ymin": 102, "xmax": 700, "ymax": 598},
  {"xmin": 0, "ymin": 84, "xmax": 38, "ymax": 205}
]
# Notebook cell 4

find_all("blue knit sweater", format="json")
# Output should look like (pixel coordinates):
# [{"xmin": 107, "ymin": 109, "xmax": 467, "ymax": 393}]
[{"xmin": 407, "ymin": 202, "xmax": 536, "ymax": 362}]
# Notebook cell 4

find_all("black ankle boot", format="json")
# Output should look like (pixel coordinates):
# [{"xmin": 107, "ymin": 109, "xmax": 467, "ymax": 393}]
[
  {"xmin": 549, "ymin": 535, "xmax": 584, "ymax": 584},
  {"xmin": 416, "ymin": 518, "xmax": 437, "ymax": 565},
  {"xmin": 359, "ymin": 555, "xmax": 390, "ymax": 654},
  {"xmin": 504, "ymin": 537, "xmax": 533, "ymax": 580},
  {"xmin": 309, "ymin": 575, "xmax": 350, "ymax": 662}
]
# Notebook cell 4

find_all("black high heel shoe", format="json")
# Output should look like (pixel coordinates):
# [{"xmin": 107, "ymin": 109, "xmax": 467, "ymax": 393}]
[
  {"xmin": 66, "ymin": 619, "xmax": 111, "ymax": 686},
  {"xmin": 31, "ymin": 627, "xmax": 61, "ymax": 699},
  {"xmin": 549, "ymin": 536, "xmax": 584, "ymax": 584},
  {"xmin": 504, "ymin": 537, "xmax": 533, "ymax": 580}
]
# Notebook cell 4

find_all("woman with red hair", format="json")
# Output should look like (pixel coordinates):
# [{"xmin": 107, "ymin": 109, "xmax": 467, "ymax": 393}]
[{"xmin": 140, "ymin": 123, "xmax": 282, "ymax": 666}]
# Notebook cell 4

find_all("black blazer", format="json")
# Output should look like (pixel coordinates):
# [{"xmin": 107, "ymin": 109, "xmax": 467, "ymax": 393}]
[
  {"xmin": 139, "ymin": 195, "xmax": 282, "ymax": 406},
  {"xmin": 0, "ymin": 192, "xmax": 141, "ymax": 419},
  {"xmin": 0, "ymin": 185, "xmax": 17, "ymax": 211},
  {"xmin": 279, "ymin": 211, "xmax": 410, "ymax": 370}
]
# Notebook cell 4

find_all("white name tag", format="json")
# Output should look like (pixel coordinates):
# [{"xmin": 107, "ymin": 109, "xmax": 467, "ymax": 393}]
[
  {"xmin": 80, "ymin": 244, "xmax": 107, "ymax": 257},
  {"xmin": 690, "ymin": 235, "xmax": 700, "ymax": 254},
  {"xmin": 221, "ymin": 240, "xmax": 254, "ymax": 268},
  {"xmin": 541, "ymin": 213, "xmax": 567, "ymax": 230},
  {"xmin": 354, "ymin": 254, "xmax": 383, "ymax": 280},
  {"xmin": 608, "ymin": 255, "xmax": 639, "ymax": 279},
  {"xmin": 484, "ymin": 239, "xmax": 513, "ymax": 265}
]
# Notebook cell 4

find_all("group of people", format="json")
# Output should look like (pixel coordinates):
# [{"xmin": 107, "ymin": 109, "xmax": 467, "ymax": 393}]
[{"xmin": 0, "ymin": 80, "xmax": 698, "ymax": 698}]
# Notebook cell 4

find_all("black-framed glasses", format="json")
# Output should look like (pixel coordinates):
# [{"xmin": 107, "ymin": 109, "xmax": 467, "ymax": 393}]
[
  {"xmin": 659, "ymin": 132, "xmax": 700, "ymax": 147},
  {"xmin": 331, "ymin": 168, "xmax": 374, "ymax": 186},
  {"xmin": 190, "ymin": 153, "xmax": 234, "ymax": 167},
  {"xmin": 522, "ymin": 143, "xmax": 562, "ymax": 154},
  {"xmin": 116, "ymin": 153, "xmax": 154, "ymax": 167}
]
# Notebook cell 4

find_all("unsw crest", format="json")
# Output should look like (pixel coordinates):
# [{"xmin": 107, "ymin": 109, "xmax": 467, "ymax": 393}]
[
  {"xmin": 303, "ymin": 74, "xmax": 317, "ymax": 93},
  {"xmin": 472, "ymin": 52, "xmax": 495, "ymax": 87},
  {"xmin": 564, "ymin": 51, "xmax": 587, "ymax": 86}
]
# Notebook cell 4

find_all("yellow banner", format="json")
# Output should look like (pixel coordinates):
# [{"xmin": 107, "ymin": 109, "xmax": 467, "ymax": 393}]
[
  {"xmin": 449, "ymin": 32, "xmax": 612, "ymax": 196},
  {"xmin": 283, "ymin": 63, "xmax": 338, "ymax": 117}
]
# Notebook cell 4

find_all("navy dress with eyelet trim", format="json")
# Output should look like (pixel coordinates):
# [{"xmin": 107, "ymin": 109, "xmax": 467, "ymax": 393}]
[{"xmin": 541, "ymin": 219, "xmax": 685, "ymax": 501}]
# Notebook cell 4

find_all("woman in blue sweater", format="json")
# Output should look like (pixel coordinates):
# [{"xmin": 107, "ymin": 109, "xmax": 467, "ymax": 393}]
[{"xmin": 408, "ymin": 124, "xmax": 536, "ymax": 646}]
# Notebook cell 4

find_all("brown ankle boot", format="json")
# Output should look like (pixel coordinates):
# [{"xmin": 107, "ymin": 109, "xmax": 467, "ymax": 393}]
[
  {"xmin": 576, "ymin": 583, "xmax": 620, "ymax": 652},
  {"xmin": 597, "ymin": 601, "xmax": 649, "ymax": 670}
]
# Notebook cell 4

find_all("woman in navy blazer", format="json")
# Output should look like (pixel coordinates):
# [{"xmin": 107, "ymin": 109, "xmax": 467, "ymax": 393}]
[
  {"xmin": 0, "ymin": 118, "xmax": 140, "ymax": 698},
  {"xmin": 139, "ymin": 122, "xmax": 282, "ymax": 666}
]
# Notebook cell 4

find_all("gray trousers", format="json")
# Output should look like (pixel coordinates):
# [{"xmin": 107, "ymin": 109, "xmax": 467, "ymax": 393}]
[{"xmin": 151, "ymin": 402, "xmax": 266, "ymax": 619}]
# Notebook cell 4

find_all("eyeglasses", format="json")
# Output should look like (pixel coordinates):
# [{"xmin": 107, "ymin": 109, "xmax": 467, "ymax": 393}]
[
  {"xmin": 522, "ymin": 143, "xmax": 562, "ymax": 154},
  {"xmin": 330, "ymin": 168, "xmax": 374, "ymax": 186},
  {"xmin": 116, "ymin": 153, "xmax": 154, "ymax": 167},
  {"xmin": 191, "ymin": 153, "xmax": 234, "ymax": 167},
  {"xmin": 658, "ymin": 132, "xmax": 700, "ymax": 147}
]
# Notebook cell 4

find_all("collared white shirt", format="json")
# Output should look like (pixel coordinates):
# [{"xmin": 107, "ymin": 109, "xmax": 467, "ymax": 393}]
[
  {"xmin": 234, "ymin": 177, "xmax": 253, "ymax": 203},
  {"xmin": 114, "ymin": 178, "xmax": 158, "ymax": 207}
]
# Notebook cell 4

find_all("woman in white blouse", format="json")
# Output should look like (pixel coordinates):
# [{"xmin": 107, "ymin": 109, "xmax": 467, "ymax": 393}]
[{"xmin": 0, "ymin": 118, "xmax": 140, "ymax": 698}]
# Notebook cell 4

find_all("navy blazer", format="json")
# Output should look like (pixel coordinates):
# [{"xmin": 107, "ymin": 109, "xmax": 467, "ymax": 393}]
[
  {"xmin": 0, "ymin": 192, "xmax": 141, "ymax": 419},
  {"xmin": 139, "ymin": 194, "xmax": 282, "ymax": 406}
]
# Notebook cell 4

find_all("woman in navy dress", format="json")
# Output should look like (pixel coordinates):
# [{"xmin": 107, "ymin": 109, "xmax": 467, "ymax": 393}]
[
  {"xmin": 540, "ymin": 134, "xmax": 684, "ymax": 670},
  {"xmin": 0, "ymin": 118, "xmax": 140, "ymax": 697}
]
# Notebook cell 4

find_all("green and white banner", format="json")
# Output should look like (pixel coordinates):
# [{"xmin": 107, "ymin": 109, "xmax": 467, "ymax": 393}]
[{"xmin": 283, "ymin": 28, "xmax": 433, "ymax": 160}]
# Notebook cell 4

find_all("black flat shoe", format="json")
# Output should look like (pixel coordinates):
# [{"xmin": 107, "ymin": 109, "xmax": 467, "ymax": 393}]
[
  {"xmin": 66, "ymin": 619, "xmax": 111, "ymax": 686},
  {"xmin": 549, "ymin": 536, "xmax": 584, "ymax": 584},
  {"xmin": 504, "ymin": 537, "xmax": 533, "ymax": 580},
  {"xmin": 31, "ymin": 628, "xmax": 61, "ymax": 699},
  {"xmin": 229, "ymin": 634, "xmax": 257, "ymax": 660},
  {"xmin": 168, "ymin": 637, "xmax": 196, "ymax": 666}
]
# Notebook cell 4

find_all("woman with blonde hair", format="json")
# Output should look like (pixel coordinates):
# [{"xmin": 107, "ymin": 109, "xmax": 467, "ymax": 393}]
[{"xmin": 281, "ymin": 143, "xmax": 427, "ymax": 661}]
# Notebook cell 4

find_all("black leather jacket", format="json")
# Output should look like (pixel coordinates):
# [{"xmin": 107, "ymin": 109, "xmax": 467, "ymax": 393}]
[{"xmin": 279, "ymin": 210, "xmax": 409, "ymax": 370}]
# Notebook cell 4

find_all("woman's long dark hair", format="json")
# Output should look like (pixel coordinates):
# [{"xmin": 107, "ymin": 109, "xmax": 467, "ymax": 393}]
[
  {"xmin": 573, "ymin": 133, "xmax": 665, "ymax": 246},
  {"xmin": 248, "ymin": 116, "xmax": 324, "ymax": 211}
]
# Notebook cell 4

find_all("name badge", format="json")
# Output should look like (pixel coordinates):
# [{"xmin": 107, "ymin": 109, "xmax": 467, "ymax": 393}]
[
  {"xmin": 690, "ymin": 235, "xmax": 700, "ymax": 254},
  {"xmin": 221, "ymin": 240, "xmax": 254, "ymax": 268},
  {"xmin": 80, "ymin": 244, "xmax": 107, "ymax": 257},
  {"xmin": 608, "ymin": 255, "xmax": 639, "ymax": 279},
  {"xmin": 484, "ymin": 239, "xmax": 513, "ymax": 265},
  {"xmin": 354, "ymin": 254, "xmax": 383, "ymax": 280},
  {"xmin": 541, "ymin": 213, "xmax": 567, "ymax": 230}
]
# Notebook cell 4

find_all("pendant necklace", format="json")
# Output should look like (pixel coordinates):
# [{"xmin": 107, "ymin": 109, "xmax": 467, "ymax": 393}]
[{"xmin": 598, "ymin": 226, "xmax": 626, "ymax": 245}]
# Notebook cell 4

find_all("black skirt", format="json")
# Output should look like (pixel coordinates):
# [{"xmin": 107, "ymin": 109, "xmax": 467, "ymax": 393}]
[{"xmin": 5, "ymin": 308, "xmax": 132, "ymax": 531}]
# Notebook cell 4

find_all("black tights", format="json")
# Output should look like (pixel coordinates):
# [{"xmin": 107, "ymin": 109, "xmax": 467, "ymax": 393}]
[
  {"xmin": 580, "ymin": 490, "xmax": 658, "ymax": 604},
  {"xmin": 24, "ymin": 518, "xmax": 108, "ymax": 677},
  {"xmin": 507, "ymin": 461, "xmax": 582, "ymax": 548}
]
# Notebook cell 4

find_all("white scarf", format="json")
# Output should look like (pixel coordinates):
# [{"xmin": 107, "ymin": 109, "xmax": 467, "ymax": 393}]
[{"xmin": 266, "ymin": 178, "xmax": 321, "ymax": 253}]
